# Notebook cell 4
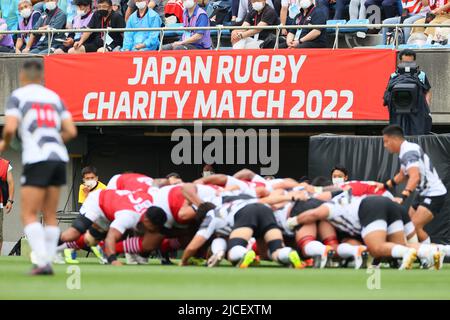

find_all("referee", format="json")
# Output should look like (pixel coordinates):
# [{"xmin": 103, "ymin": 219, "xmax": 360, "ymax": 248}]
[{"xmin": 0, "ymin": 60, "xmax": 77, "ymax": 275}]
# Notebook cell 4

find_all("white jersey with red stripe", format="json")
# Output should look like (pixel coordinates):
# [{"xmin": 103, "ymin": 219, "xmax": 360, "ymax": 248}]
[
  {"xmin": 225, "ymin": 176, "xmax": 265, "ymax": 197},
  {"xmin": 433, "ymin": 0, "xmax": 449, "ymax": 12},
  {"xmin": 339, "ymin": 180, "xmax": 393, "ymax": 199},
  {"xmin": 401, "ymin": 0, "xmax": 427, "ymax": 14},
  {"xmin": 149, "ymin": 184, "xmax": 187, "ymax": 228},
  {"xmin": 107, "ymin": 173, "xmax": 156, "ymax": 193},
  {"xmin": 251, "ymin": 174, "xmax": 285, "ymax": 191},
  {"xmin": 80, "ymin": 189, "xmax": 154, "ymax": 234}
]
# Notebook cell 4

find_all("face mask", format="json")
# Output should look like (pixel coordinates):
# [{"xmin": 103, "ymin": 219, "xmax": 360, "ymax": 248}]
[
  {"xmin": 97, "ymin": 9, "xmax": 109, "ymax": 17},
  {"xmin": 332, "ymin": 177, "xmax": 345, "ymax": 185},
  {"xmin": 184, "ymin": 0, "xmax": 195, "ymax": 9},
  {"xmin": 20, "ymin": 8, "xmax": 32, "ymax": 19},
  {"xmin": 202, "ymin": 171, "xmax": 213, "ymax": 177},
  {"xmin": 45, "ymin": 1, "xmax": 57, "ymax": 11},
  {"xmin": 252, "ymin": 1, "xmax": 265, "ymax": 11},
  {"xmin": 84, "ymin": 179, "xmax": 97, "ymax": 189},
  {"xmin": 136, "ymin": 1, "xmax": 147, "ymax": 9},
  {"xmin": 77, "ymin": 7, "xmax": 89, "ymax": 16},
  {"xmin": 299, "ymin": 0, "xmax": 312, "ymax": 9},
  {"xmin": 288, "ymin": 3, "xmax": 299, "ymax": 19}
]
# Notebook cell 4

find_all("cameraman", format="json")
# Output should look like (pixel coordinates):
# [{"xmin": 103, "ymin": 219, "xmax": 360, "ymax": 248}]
[{"xmin": 383, "ymin": 49, "xmax": 432, "ymax": 135}]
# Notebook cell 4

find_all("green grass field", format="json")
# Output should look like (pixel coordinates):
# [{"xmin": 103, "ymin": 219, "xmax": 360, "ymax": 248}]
[{"xmin": 0, "ymin": 257, "xmax": 449, "ymax": 300}]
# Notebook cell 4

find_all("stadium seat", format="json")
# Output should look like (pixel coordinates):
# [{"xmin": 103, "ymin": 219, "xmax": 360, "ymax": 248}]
[
  {"xmin": 326, "ymin": 20, "xmax": 347, "ymax": 33},
  {"xmin": 340, "ymin": 19, "xmax": 369, "ymax": 33},
  {"xmin": 164, "ymin": 23, "xmax": 184, "ymax": 37},
  {"xmin": 398, "ymin": 44, "xmax": 420, "ymax": 49}
]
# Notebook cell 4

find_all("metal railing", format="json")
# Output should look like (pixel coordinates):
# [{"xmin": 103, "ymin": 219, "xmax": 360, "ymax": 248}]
[{"xmin": 0, "ymin": 23, "xmax": 449, "ymax": 54}]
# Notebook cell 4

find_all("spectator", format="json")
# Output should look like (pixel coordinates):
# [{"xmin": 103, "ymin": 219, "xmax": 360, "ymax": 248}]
[
  {"xmin": 280, "ymin": 0, "xmax": 299, "ymax": 35},
  {"xmin": 164, "ymin": 0, "xmax": 184, "ymax": 23},
  {"xmin": 349, "ymin": 0, "xmax": 366, "ymax": 19},
  {"xmin": 202, "ymin": 164, "xmax": 215, "ymax": 177},
  {"xmin": 69, "ymin": 0, "xmax": 126, "ymax": 53},
  {"xmin": 54, "ymin": 0, "xmax": 94, "ymax": 53},
  {"xmin": 381, "ymin": 0, "xmax": 429, "ymax": 44},
  {"xmin": 268, "ymin": 0, "xmax": 327, "ymax": 48},
  {"xmin": 330, "ymin": 165, "xmax": 349, "ymax": 185},
  {"xmin": 364, "ymin": 0, "xmax": 398, "ymax": 20},
  {"xmin": 122, "ymin": 0, "xmax": 161, "ymax": 51},
  {"xmin": 231, "ymin": 0, "xmax": 279, "ymax": 49},
  {"xmin": 125, "ymin": 0, "xmax": 165, "ymax": 21},
  {"xmin": 162, "ymin": 0, "xmax": 212, "ymax": 50},
  {"xmin": 333, "ymin": 0, "xmax": 349, "ymax": 19},
  {"xmin": 236, "ymin": 0, "xmax": 275, "ymax": 23},
  {"xmin": 410, "ymin": 0, "xmax": 450, "ymax": 42},
  {"xmin": 0, "ymin": 157, "xmax": 15, "ymax": 255},
  {"xmin": 15, "ymin": 0, "xmax": 42, "ymax": 53},
  {"xmin": 34, "ymin": 0, "xmax": 76, "ymax": 28},
  {"xmin": 206, "ymin": 0, "xmax": 233, "ymax": 25},
  {"xmin": 0, "ymin": 18, "xmax": 15, "ymax": 53},
  {"xmin": 0, "ymin": 0, "xmax": 20, "ymax": 32},
  {"xmin": 112, "ymin": 0, "xmax": 124, "ymax": 14},
  {"xmin": 22, "ymin": 0, "xmax": 67, "ymax": 54},
  {"xmin": 78, "ymin": 166, "xmax": 106, "ymax": 205}
]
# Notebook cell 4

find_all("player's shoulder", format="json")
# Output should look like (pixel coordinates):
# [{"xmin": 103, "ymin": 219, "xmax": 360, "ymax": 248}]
[
  {"xmin": 14, "ymin": 84, "xmax": 61, "ymax": 102},
  {"xmin": 400, "ymin": 140, "xmax": 420, "ymax": 156}
]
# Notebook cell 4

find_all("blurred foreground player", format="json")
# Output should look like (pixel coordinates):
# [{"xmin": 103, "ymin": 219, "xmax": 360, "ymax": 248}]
[{"xmin": 0, "ymin": 60, "xmax": 77, "ymax": 275}]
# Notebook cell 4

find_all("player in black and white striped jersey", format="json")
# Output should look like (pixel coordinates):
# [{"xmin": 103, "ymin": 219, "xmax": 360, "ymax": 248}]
[
  {"xmin": 0, "ymin": 60, "xmax": 77, "ymax": 275},
  {"xmin": 382, "ymin": 125, "xmax": 447, "ymax": 245},
  {"xmin": 286, "ymin": 193, "xmax": 445, "ymax": 270}
]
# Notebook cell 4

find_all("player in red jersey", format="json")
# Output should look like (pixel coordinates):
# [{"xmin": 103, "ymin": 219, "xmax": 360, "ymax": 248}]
[
  {"xmin": 59, "ymin": 189, "xmax": 167, "ymax": 265},
  {"xmin": 107, "ymin": 173, "xmax": 170, "ymax": 192}
]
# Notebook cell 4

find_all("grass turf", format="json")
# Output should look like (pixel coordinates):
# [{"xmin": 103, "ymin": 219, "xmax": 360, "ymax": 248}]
[{"xmin": 0, "ymin": 256, "xmax": 449, "ymax": 300}]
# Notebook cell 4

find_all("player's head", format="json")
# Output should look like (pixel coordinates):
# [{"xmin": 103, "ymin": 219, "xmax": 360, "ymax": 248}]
[
  {"xmin": 382, "ymin": 125, "xmax": 405, "ymax": 154},
  {"xmin": 20, "ymin": 60, "xmax": 44, "ymax": 86},
  {"xmin": 331, "ymin": 165, "xmax": 349, "ymax": 185},
  {"xmin": 143, "ymin": 206, "xmax": 167, "ymax": 232},
  {"xmin": 166, "ymin": 172, "xmax": 182, "ymax": 185},
  {"xmin": 311, "ymin": 176, "xmax": 332, "ymax": 187}
]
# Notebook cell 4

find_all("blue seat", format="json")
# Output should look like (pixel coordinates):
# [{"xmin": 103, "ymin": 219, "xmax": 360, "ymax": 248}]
[
  {"xmin": 326, "ymin": 19, "xmax": 347, "ymax": 33},
  {"xmin": 420, "ymin": 43, "xmax": 445, "ymax": 49},
  {"xmin": 371, "ymin": 44, "xmax": 395, "ymax": 49},
  {"xmin": 398, "ymin": 44, "xmax": 419, "ymax": 49},
  {"xmin": 340, "ymin": 19, "xmax": 369, "ymax": 33},
  {"xmin": 164, "ymin": 23, "xmax": 184, "ymax": 37}
]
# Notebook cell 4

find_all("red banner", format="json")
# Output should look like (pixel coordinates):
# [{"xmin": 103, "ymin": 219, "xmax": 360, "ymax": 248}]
[{"xmin": 44, "ymin": 49, "xmax": 395, "ymax": 122}]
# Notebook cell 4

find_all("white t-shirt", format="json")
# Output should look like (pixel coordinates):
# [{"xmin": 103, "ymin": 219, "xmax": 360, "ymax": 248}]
[{"xmin": 399, "ymin": 140, "xmax": 447, "ymax": 197}]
